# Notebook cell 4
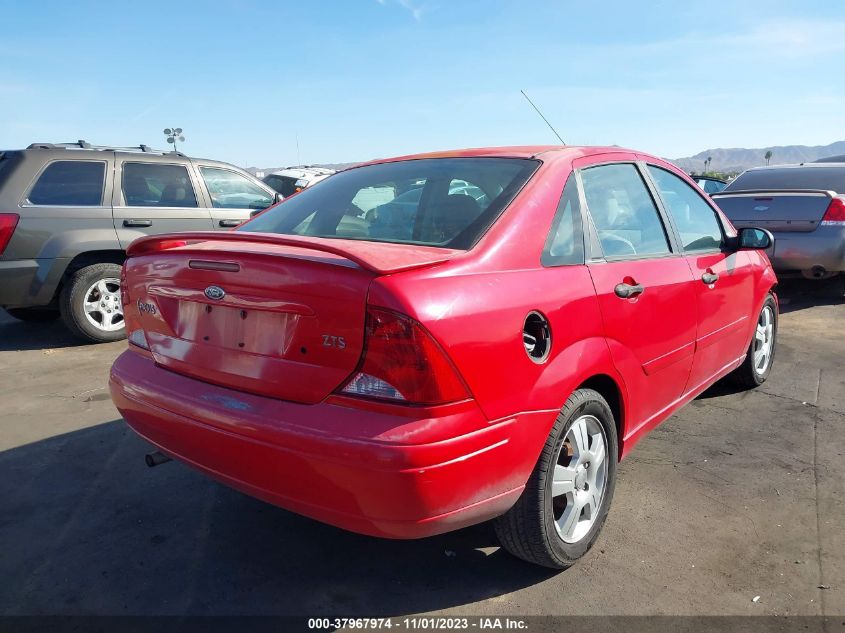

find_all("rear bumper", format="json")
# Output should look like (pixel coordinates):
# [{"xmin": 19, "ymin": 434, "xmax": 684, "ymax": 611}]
[
  {"xmin": 109, "ymin": 350, "xmax": 552, "ymax": 538},
  {"xmin": 770, "ymin": 226, "xmax": 845, "ymax": 273},
  {"xmin": 0, "ymin": 258, "xmax": 68, "ymax": 307},
  {"xmin": 0, "ymin": 259, "xmax": 40, "ymax": 307}
]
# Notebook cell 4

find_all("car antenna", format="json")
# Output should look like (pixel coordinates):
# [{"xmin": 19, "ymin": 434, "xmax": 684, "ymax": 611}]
[{"xmin": 520, "ymin": 89, "xmax": 565, "ymax": 145}]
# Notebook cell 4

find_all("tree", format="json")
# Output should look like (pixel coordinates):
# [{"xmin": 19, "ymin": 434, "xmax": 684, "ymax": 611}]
[
  {"xmin": 764, "ymin": 150, "xmax": 773, "ymax": 166},
  {"xmin": 704, "ymin": 156, "xmax": 712, "ymax": 173}
]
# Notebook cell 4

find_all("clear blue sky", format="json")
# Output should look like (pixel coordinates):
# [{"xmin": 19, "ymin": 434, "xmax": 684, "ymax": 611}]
[{"xmin": 1, "ymin": 0, "xmax": 843, "ymax": 167}]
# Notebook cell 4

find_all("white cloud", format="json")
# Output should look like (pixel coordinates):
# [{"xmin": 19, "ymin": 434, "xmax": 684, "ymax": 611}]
[{"xmin": 376, "ymin": 0, "xmax": 428, "ymax": 22}]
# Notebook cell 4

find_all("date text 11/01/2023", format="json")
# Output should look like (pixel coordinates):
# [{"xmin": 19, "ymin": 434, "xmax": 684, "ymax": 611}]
[{"xmin": 307, "ymin": 617, "xmax": 528, "ymax": 630}]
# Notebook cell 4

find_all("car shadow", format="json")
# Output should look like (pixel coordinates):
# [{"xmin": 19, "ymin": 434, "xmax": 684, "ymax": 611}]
[
  {"xmin": 0, "ymin": 310, "xmax": 91, "ymax": 351},
  {"xmin": 776, "ymin": 277, "xmax": 845, "ymax": 314},
  {"xmin": 0, "ymin": 421, "xmax": 556, "ymax": 616},
  {"xmin": 696, "ymin": 380, "xmax": 746, "ymax": 400}
]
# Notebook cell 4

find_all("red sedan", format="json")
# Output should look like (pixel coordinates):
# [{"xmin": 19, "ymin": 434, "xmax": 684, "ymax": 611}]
[{"xmin": 110, "ymin": 146, "xmax": 778, "ymax": 569}]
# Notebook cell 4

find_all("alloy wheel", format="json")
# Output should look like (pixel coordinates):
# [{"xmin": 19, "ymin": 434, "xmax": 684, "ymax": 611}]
[
  {"xmin": 551, "ymin": 414, "xmax": 609, "ymax": 543},
  {"xmin": 82, "ymin": 278, "xmax": 124, "ymax": 332},
  {"xmin": 753, "ymin": 305, "xmax": 774, "ymax": 375}
]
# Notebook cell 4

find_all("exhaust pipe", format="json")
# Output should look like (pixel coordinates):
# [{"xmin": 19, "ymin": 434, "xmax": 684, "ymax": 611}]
[
  {"xmin": 802, "ymin": 266, "xmax": 835, "ymax": 280},
  {"xmin": 145, "ymin": 451, "xmax": 172, "ymax": 468}
]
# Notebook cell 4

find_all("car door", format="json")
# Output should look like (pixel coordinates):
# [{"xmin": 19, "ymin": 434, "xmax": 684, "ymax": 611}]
[
  {"xmin": 112, "ymin": 157, "xmax": 214, "ymax": 247},
  {"xmin": 195, "ymin": 165, "xmax": 276, "ymax": 229},
  {"xmin": 576, "ymin": 158, "xmax": 697, "ymax": 432},
  {"xmin": 644, "ymin": 162, "xmax": 755, "ymax": 392}
]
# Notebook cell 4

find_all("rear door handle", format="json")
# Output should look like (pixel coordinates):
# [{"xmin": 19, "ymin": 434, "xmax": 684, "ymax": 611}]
[
  {"xmin": 123, "ymin": 219, "xmax": 152, "ymax": 227},
  {"xmin": 614, "ymin": 282, "xmax": 645, "ymax": 299},
  {"xmin": 219, "ymin": 219, "xmax": 242, "ymax": 227},
  {"xmin": 701, "ymin": 272, "xmax": 719, "ymax": 285}
]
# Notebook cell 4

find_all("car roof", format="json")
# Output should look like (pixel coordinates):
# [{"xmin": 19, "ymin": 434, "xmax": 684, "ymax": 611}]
[
  {"xmin": 742, "ymin": 162, "xmax": 845, "ymax": 172},
  {"xmin": 268, "ymin": 167, "xmax": 335, "ymax": 178},
  {"xmin": 16, "ymin": 145, "xmax": 254, "ymax": 172},
  {"xmin": 351, "ymin": 145, "xmax": 644, "ymax": 169}
]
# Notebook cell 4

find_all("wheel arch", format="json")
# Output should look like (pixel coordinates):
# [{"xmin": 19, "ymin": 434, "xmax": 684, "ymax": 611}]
[
  {"xmin": 575, "ymin": 373, "xmax": 626, "ymax": 460},
  {"xmin": 51, "ymin": 250, "xmax": 126, "ymax": 304}
]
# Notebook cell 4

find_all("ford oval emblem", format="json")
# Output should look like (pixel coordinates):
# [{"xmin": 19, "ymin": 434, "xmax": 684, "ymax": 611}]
[{"xmin": 204, "ymin": 285, "xmax": 225, "ymax": 300}]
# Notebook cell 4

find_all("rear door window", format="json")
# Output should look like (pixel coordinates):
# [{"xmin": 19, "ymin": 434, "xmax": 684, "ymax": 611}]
[
  {"xmin": 122, "ymin": 163, "xmax": 198, "ymax": 207},
  {"xmin": 580, "ymin": 163, "xmax": 671, "ymax": 258},
  {"xmin": 648, "ymin": 166, "xmax": 724, "ymax": 252},
  {"xmin": 28, "ymin": 160, "xmax": 106, "ymax": 206},
  {"xmin": 200, "ymin": 167, "xmax": 274, "ymax": 209}
]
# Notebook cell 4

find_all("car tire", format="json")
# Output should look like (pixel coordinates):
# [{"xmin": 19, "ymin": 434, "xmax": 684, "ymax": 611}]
[
  {"xmin": 728, "ymin": 293, "xmax": 777, "ymax": 389},
  {"xmin": 60, "ymin": 263, "xmax": 126, "ymax": 343},
  {"xmin": 831, "ymin": 274, "xmax": 845, "ymax": 297},
  {"xmin": 6, "ymin": 307, "xmax": 60, "ymax": 323},
  {"xmin": 494, "ymin": 388, "xmax": 618, "ymax": 569}
]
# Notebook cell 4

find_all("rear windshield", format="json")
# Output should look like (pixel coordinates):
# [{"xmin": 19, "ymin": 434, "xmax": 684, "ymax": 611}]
[
  {"xmin": 725, "ymin": 167, "xmax": 845, "ymax": 193},
  {"xmin": 241, "ymin": 157, "xmax": 539, "ymax": 249},
  {"xmin": 264, "ymin": 174, "xmax": 300, "ymax": 197}
]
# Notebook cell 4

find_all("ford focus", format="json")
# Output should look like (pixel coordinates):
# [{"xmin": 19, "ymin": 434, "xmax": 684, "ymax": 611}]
[{"xmin": 110, "ymin": 146, "xmax": 777, "ymax": 568}]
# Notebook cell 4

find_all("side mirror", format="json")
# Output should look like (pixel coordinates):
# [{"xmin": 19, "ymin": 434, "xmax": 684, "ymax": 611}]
[
  {"xmin": 737, "ymin": 227, "xmax": 773, "ymax": 250},
  {"xmin": 274, "ymin": 192, "xmax": 284, "ymax": 204}
]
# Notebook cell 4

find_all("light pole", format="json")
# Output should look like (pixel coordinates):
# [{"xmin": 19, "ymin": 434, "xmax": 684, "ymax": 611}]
[{"xmin": 163, "ymin": 128, "xmax": 185, "ymax": 151}]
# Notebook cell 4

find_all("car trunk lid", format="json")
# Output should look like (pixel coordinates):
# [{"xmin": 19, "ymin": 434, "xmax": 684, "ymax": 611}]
[
  {"xmin": 123, "ymin": 232, "xmax": 461, "ymax": 403},
  {"xmin": 712, "ymin": 190, "xmax": 834, "ymax": 233}
]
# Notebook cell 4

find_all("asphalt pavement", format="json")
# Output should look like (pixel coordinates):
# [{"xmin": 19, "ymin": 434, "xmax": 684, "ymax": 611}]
[{"xmin": 0, "ymin": 280, "xmax": 842, "ymax": 617}]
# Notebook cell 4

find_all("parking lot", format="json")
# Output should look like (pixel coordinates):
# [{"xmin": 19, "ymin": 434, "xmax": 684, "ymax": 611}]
[{"xmin": 0, "ymin": 280, "xmax": 842, "ymax": 618}]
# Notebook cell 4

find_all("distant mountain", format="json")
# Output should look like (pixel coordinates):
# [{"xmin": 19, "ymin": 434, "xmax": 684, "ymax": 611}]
[
  {"xmin": 670, "ymin": 141, "xmax": 845, "ymax": 175},
  {"xmin": 246, "ymin": 143, "xmax": 845, "ymax": 179}
]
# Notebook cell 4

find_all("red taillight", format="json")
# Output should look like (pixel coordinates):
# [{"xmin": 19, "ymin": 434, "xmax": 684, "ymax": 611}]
[
  {"xmin": 821, "ymin": 197, "xmax": 845, "ymax": 225},
  {"xmin": 339, "ymin": 307, "xmax": 469, "ymax": 405},
  {"xmin": 127, "ymin": 239, "xmax": 188, "ymax": 257},
  {"xmin": 0, "ymin": 213, "xmax": 19, "ymax": 256}
]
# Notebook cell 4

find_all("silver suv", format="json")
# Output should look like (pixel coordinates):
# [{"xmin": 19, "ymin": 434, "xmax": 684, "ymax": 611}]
[
  {"xmin": 0, "ymin": 141, "xmax": 280, "ymax": 342},
  {"xmin": 263, "ymin": 166, "xmax": 335, "ymax": 197}
]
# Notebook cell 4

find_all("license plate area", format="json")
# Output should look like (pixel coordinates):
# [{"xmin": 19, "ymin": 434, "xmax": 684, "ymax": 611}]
[{"xmin": 175, "ymin": 301, "xmax": 297, "ymax": 356}]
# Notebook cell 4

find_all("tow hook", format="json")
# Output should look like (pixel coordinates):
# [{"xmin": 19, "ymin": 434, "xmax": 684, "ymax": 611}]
[{"xmin": 145, "ymin": 451, "xmax": 172, "ymax": 468}]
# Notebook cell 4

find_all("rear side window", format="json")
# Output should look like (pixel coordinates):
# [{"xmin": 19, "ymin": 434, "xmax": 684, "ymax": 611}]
[
  {"xmin": 241, "ymin": 157, "xmax": 539, "ymax": 249},
  {"xmin": 200, "ymin": 167, "xmax": 273, "ymax": 209},
  {"xmin": 648, "ymin": 166, "xmax": 724, "ymax": 252},
  {"xmin": 28, "ymin": 161, "xmax": 105, "ymax": 206},
  {"xmin": 580, "ymin": 163, "xmax": 671, "ymax": 258},
  {"xmin": 542, "ymin": 174, "xmax": 584, "ymax": 266},
  {"xmin": 725, "ymin": 167, "xmax": 845, "ymax": 193},
  {"xmin": 122, "ymin": 163, "xmax": 198, "ymax": 208}
]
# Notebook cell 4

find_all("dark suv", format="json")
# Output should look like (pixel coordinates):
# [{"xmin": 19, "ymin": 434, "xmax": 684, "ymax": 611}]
[{"xmin": 0, "ymin": 141, "xmax": 280, "ymax": 342}]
